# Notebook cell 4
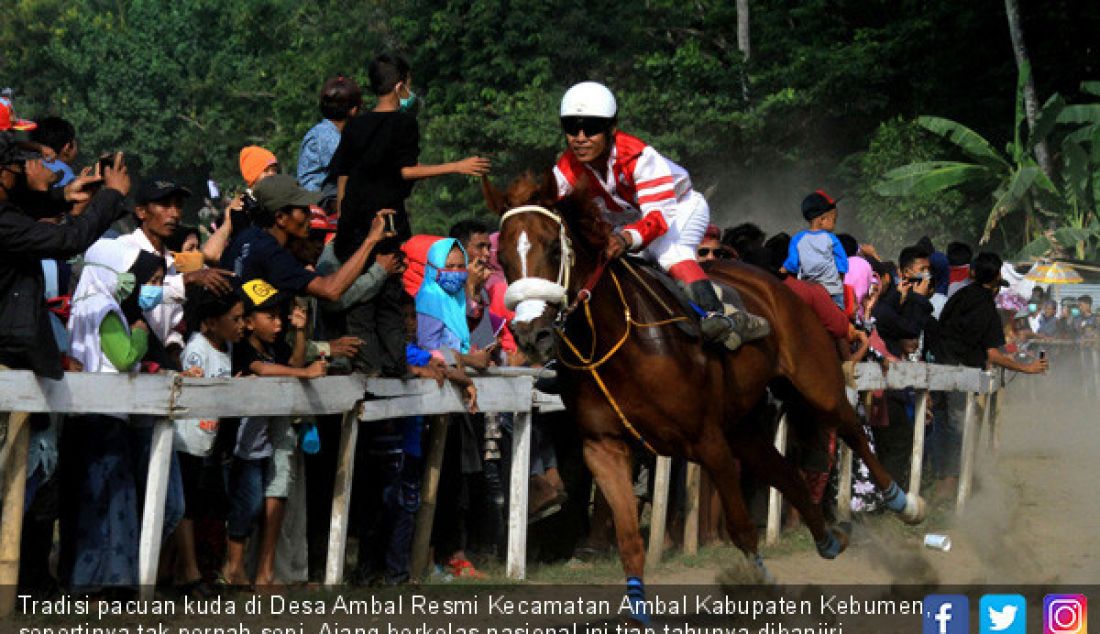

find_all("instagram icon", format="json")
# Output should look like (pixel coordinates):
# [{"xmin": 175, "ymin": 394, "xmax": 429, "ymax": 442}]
[{"xmin": 1045, "ymin": 594, "xmax": 1088, "ymax": 634}]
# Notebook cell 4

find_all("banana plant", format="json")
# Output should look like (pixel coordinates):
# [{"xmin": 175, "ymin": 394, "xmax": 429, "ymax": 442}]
[{"xmin": 875, "ymin": 65, "xmax": 1063, "ymax": 249}]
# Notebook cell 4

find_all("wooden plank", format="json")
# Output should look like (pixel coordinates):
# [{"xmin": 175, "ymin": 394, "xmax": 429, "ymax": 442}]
[
  {"xmin": 0, "ymin": 412, "xmax": 30, "ymax": 618},
  {"xmin": 324, "ymin": 409, "xmax": 360, "ymax": 586},
  {"xmin": 765, "ymin": 415, "xmax": 788, "ymax": 546},
  {"xmin": 532, "ymin": 391, "xmax": 566, "ymax": 413},
  {"xmin": 410, "ymin": 416, "xmax": 448, "ymax": 582},
  {"xmin": 359, "ymin": 377, "xmax": 534, "ymax": 421},
  {"xmin": 137, "ymin": 419, "xmax": 174, "ymax": 600},
  {"xmin": 836, "ymin": 444, "xmax": 852, "ymax": 523},
  {"xmin": 683, "ymin": 462, "xmax": 701, "ymax": 556},
  {"xmin": 645, "ymin": 456, "xmax": 672, "ymax": 569},
  {"xmin": 908, "ymin": 390, "xmax": 930, "ymax": 497},
  {"xmin": 506, "ymin": 412, "xmax": 533, "ymax": 580},
  {"xmin": 956, "ymin": 393, "xmax": 979, "ymax": 513}
]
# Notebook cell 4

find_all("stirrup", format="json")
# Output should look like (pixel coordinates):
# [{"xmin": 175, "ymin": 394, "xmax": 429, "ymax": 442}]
[
  {"xmin": 700, "ymin": 312, "xmax": 743, "ymax": 351},
  {"xmin": 725, "ymin": 306, "xmax": 772, "ymax": 342}
]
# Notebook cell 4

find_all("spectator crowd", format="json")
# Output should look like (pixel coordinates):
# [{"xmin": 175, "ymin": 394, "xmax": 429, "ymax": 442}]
[{"xmin": 0, "ymin": 53, "xmax": 1072, "ymax": 599}]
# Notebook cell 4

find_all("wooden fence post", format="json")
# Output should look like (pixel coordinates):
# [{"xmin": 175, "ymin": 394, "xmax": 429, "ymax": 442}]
[
  {"xmin": 682, "ymin": 462, "xmax": 701, "ymax": 556},
  {"xmin": 908, "ymin": 390, "xmax": 930, "ymax": 496},
  {"xmin": 506, "ymin": 411, "xmax": 532, "ymax": 579},
  {"xmin": 0, "ymin": 412, "xmax": 30, "ymax": 617},
  {"xmin": 137, "ymin": 418, "xmax": 174, "ymax": 600},
  {"xmin": 765, "ymin": 414, "xmax": 788, "ymax": 546},
  {"xmin": 410, "ymin": 415, "xmax": 449, "ymax": 582},
  {"xmin": 645, "ymin": 455, "xmax": 672, "ymax": 569},
  {"xmin": 956, "ymin": 393, "xmax": 979, "ymax": 512},
  {"xmin": 324, "ymin": 407, "xmax": 360, "ymax": 586}
]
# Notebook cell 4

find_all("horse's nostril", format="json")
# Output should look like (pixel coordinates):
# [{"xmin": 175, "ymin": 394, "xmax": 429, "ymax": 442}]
[{"xmin": 535, "ymin": 329, "xmax": 553, "ymax": 343}]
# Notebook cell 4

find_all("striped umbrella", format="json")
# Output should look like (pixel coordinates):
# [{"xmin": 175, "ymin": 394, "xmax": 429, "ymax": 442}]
[{"xmin": 1025, "ymin": 261, "xmax": 1084, "ymax": 285}]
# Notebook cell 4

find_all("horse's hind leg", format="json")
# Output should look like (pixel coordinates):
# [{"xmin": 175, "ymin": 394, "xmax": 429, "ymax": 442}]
[
  {"xmin": 582, "ymin": 437, "xmax": 649, "ymax": 622},
  {"xmin": 832, "ymin": 400, "xmax": 926, "ymax": 524},
  {"xmin": 726, "ymin": 419, "xmax": 849, "ymax": 560}
]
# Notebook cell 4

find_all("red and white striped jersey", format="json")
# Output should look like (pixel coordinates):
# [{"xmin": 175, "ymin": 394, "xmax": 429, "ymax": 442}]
[{"xmin": 554, "ymin": 131, "xmax": 695, "ymax": 247}]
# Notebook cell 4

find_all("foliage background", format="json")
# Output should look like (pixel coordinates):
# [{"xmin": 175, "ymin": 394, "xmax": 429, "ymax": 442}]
[{"xmin": 2, "ymin": 0, "xmax": 1098, "ymax": 253}]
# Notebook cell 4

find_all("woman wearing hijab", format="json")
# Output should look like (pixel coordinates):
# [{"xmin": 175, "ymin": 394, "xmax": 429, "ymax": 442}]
[{"xmin": 60, "ymin": 238, "xmax": 166, "ymax": 591}]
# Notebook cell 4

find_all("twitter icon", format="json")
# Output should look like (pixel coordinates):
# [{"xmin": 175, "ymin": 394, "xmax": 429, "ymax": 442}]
[{"xmin": 981, "ymin": 594, "xmax": 1027, "ymax": 634}]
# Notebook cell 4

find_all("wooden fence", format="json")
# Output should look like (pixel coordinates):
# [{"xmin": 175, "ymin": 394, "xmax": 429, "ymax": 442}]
[{"xmin": 0, "ymin": 360, "xmax": 1027, "ymax": 614}]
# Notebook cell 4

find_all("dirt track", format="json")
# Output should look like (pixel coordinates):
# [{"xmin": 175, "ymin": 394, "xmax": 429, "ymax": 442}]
[{"xmin": 654, "ymin": 359, "xmax": 1100, "ymax": 585}]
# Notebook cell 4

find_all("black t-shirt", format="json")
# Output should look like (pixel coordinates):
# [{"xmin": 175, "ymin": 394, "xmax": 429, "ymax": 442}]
[
  {"xmin": 232, "ymin": 338, "xmax": 282, "ymax": 376},
  {"xmin": 221, "ymin": 225, "xmax": 318, "ymax": 294},
  {"xmin": 933, "ymin": 282, "xmax": 1006, "ymax": 368},
  {"xmin": 329, "ymin": 111, "xmax": 419, "ymax": 261}
]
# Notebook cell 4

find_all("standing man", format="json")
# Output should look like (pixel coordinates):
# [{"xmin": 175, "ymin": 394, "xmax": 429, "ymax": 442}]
[
  {"xmin": 118, "ymin": 178, "xmax": 233, "ymax": 367},
  {"xmin": 0, "ymin": 133, "xmax": 127, "ymax": 377},
  {"xmin": 298, "ymin": 75, "xmax": 362, "ymax": 196},
  {"xmin": 932, "ymin": 253, "xmax": 1047, "ymax": 496}
]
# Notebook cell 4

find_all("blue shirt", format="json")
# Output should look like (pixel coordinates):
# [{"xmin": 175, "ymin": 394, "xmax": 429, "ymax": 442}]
[
  {"xmin": 783, "ymin": 230, "xmax": 848, "ymax": 295},
  {"xmin": 43, "ymin": 159, "xmax": 74, "ymax": 187},
  {"xmin": 297, "ymin": 119, "xmax": 342, "ymax": 192}
]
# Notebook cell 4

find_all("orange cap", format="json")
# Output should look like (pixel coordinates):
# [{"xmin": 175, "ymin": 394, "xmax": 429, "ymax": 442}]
[{"xmin": 239, "ymin": 145, "xmax": 277, "ymax": 187}]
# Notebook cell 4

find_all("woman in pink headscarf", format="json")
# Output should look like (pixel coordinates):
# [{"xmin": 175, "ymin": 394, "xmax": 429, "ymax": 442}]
[{"xmin": 486, "ymin": 232, "xmax": 518, "ymax": 358}]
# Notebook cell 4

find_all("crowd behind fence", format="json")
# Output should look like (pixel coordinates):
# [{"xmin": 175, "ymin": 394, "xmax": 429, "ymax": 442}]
[{"xmin": 0, "ymin": 352, "xmax": 1057, "ymax": 613}]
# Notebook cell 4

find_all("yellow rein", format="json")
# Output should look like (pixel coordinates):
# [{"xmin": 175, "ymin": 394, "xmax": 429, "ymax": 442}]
[{"xmin": 555, "ymin": 267, "xmax": 688, "ymax": 454}]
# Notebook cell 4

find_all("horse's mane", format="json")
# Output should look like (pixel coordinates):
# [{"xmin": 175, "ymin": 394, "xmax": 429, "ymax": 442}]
[{"xmin": 503, "ymin": 171, "xmax": 611, "ymax": 255}]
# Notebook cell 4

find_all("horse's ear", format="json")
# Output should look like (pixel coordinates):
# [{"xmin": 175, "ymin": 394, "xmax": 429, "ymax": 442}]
[
  {"xmin": 481, "ymin": 175, "xmax": 509, "ymax": 216},
  {"xmin": 540, "ymin": 169, "xmax": 560, "ymax": 207}
]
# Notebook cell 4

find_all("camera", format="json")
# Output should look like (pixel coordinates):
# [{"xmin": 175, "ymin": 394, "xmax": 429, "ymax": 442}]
[{"xmin": 240, "ymin": 190, "xmax": 259, "ymax": 218}]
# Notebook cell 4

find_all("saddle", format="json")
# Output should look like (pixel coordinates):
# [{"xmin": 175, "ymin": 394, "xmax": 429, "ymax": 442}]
[{"xmin": 621, "ymin": 256, "xmax": 750, "ymax": 340}]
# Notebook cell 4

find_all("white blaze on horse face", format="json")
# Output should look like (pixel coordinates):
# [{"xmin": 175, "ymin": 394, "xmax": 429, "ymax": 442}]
[{"xmin": 517, "ymin": 230, "xmax": 531, "ymax": 279}]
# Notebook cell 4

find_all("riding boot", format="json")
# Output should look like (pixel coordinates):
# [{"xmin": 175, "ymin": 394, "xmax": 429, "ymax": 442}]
[{"xmin": 688, "ymin": 280, "xmax": 742, "ymax": 350}]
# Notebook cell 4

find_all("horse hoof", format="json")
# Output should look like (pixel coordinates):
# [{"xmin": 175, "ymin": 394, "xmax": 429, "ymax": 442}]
[
  {"xmin": 815, "ymin": 528, "xmax": 848, "ymax": 560},
  {"xmin": 752, "ymin": 553, "xmax": 776, "ymax": 584},
  {"xmin": 900, "ymin": 493, "xmax": 927, "ymax": 525}
]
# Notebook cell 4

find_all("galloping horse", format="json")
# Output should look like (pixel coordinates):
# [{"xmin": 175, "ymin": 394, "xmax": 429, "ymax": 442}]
[{"xmin": 485, "ymin": 173, "xmax": 924, "ymax": 614}]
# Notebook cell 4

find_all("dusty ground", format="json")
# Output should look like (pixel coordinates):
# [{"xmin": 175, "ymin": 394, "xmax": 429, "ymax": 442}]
[{"xmin": 645, "ymin": 358, "xmax": 1100, "ymax": 586}]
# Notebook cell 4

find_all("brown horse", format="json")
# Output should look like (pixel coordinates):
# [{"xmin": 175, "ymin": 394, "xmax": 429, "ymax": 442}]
[{"xmin": 484, "ymin": 173, "xmax": 924, "ymax": 615}]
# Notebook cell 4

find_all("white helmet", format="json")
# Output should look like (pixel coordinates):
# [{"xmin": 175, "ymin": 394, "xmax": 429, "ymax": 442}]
[{"xmin": 560, "ymin": 81, "xmax": 617, "ymax": 118}]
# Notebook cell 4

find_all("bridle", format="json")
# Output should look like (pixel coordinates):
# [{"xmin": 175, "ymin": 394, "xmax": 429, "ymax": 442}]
[{"xmin": 499, "ymin": 205, "xmax": 575, "ymax": 324}]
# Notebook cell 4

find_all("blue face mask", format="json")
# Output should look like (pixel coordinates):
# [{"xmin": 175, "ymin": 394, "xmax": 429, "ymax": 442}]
[
  {"xmin": 437, "ymin": 270, "xmax": 468, "ymax": 295},
  {"xmin": 1028, "ymin": 303, "xmax": 1038, "ymax": 313},
  {"xmin": 1072, "ymin": 308, "xmax": 1081, "ymax": 317},
  {"xmin": 399, "ymin": 90, "xmax": 417, "ymax": 113},
  {"xmin": 137, "ymin": 284, "xmax": 164, "ymax": 311}
]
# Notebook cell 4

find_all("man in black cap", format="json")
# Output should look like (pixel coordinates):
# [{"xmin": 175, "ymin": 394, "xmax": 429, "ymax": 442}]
[
  {"xmin": 0, "ymin": 133, "xmax": 130, "ymax": 378},
  {"xmin": 119, "ymin": 177, "xmax": 233, "ymax": 366},
  {"xmin": 221, "ymin": 173, "xmax": 393, "ymax": 303}
]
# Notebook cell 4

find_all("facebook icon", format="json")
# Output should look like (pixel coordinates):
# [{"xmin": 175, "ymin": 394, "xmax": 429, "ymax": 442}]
[{"xmin": 924, "ymin": 595, "xmax": 970, "ymax": 634}]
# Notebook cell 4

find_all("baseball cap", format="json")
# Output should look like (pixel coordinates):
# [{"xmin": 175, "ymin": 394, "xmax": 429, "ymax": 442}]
[
  {"xmin": 136, "ymin": 177, "xmax": 192, "ymax": 204},
  {"xmin": 801, "ymin": 190, "xmax": 838, "ymax": 221},
  {"xmin": 239, "ymin": 278, "xmax": 291, "ymax": 313},
  {"xmin": 252, "ymin": 174, "xmax": 320, "ymax": 212},
  {"xmin": 0, "ymin": 131, "xmax": 42, "ymax": 165},
  {"xmin": 0, "ymin": 101, "xmax": 36, "ymax": 132}
]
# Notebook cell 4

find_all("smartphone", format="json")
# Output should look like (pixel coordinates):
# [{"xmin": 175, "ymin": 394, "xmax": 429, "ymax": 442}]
[
  {"xmin": 385, "ymin": 213, "xmax": 396, "ymax": 235},
  {"xmin": 98, "ymin": 152, "xmax": 118, "ymax": 175},
  {"xmin": 1039, "ymin": 349, "xmax": 1047, "ymax": 361}
]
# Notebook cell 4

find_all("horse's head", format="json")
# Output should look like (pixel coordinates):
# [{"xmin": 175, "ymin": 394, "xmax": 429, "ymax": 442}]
[{"xmin": 483, "ymin": 171, "xmax": 610, "ymax": 363}]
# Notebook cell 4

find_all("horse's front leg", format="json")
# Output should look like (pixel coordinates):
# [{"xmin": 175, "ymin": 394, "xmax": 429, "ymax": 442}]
[{"xmin": 583, "ymin": 436, "xmax": 648, "ymax": 623}]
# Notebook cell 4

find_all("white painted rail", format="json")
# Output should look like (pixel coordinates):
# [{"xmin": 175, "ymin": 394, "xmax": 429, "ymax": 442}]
[{"xmin": 0, "ymin": 360, "xmax": 1018, "ymax": 612}]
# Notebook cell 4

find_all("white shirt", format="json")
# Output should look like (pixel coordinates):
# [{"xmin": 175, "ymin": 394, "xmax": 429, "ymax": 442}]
[
  {"xmin": 117, "ymin": 229, "xmax": 186, "ymax": 348},
  {"xmin": 175, "ymin": 333, "xmax": 232, "ymax": 456}
]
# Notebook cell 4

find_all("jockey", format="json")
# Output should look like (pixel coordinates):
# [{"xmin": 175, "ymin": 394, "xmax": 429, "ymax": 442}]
[{"xmin": 554, "ymin": 81, "xmax": 770, "ymax": 350}]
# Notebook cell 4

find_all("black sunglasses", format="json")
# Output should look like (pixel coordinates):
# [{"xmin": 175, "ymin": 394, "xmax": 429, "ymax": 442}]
[
  {"xmin": 561, "ymin": 117, "xmax": 613, "ymax": 137},
  {"xmin": 697, "ymin": 247, "xmax": 729, "ymax": 259}
]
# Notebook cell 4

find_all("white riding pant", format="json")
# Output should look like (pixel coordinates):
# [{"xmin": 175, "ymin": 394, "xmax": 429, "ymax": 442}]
[{"xmin": 634, "ymin": 191, "xmax": 710, "ymax": 270}]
